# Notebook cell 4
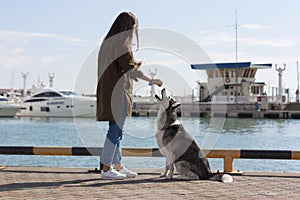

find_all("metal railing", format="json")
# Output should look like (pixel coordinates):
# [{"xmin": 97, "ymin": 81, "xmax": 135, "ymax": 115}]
[{"xmin": 1, "ymin": 146, "xmax": 300, "ymax": 173}]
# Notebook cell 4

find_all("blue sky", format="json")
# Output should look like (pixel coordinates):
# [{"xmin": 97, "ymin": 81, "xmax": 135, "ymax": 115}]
[{"xmin": 1, "ymin": 0, "xmax": 300, "ymax": 97}]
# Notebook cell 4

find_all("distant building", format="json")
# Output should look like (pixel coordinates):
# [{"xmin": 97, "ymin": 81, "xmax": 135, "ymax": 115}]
[{"xmin": 191, "ymin": 62, "xmax": 272, "ymax": 103}]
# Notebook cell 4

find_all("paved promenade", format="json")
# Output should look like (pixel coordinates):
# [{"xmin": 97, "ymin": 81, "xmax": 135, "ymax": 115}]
[{"xmin": 1, "ymin": 166, "xmax": 300, "ymax": 199}]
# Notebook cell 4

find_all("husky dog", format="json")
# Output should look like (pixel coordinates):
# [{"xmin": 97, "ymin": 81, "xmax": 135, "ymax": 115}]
[{"xmin": 155, "ymin": 88, "xmax": 233, "ymax": 183}]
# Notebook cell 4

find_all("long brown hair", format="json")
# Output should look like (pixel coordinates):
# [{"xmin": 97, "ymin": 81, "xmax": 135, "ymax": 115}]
[
  {"xmin": 98, "ymin": 12, "xmax": 139, "ymax": 80},
  {"xmin": 104, "ymin": 11, "xmax": 139, "ymax": 50}
]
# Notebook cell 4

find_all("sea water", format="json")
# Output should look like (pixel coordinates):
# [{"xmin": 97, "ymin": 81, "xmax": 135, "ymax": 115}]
[{"xmin": 1, "ymin": 116, "xmax": 300, "ymax": 172}]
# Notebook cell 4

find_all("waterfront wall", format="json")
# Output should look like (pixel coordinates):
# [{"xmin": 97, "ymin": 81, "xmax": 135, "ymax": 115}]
[{"xmin": 132, "ymin": 102, "xmax": 300, "ymax": 119}]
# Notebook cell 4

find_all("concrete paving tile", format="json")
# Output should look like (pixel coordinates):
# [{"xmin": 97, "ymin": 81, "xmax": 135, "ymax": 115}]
[{"xmin": 1, "ymin": 167, "xmax": 300, "ymax": 199}]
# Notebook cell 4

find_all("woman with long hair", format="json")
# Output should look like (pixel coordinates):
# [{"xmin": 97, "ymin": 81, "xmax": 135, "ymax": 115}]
[{"xmin": 97, "ymin": 12, "xmax": 162, "ymax": 180}]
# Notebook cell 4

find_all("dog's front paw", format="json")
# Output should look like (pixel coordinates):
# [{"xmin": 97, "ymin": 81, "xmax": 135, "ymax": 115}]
[
  {"xmin": 166, "ymin": 174, "xmax": 173, "ymax": 179},
  {"xmin": 160, "ymin": 169, "xmax": 169, "ymax": 178}
]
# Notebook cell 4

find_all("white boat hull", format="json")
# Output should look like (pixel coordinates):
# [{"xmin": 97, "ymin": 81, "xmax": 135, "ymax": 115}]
[
  {"xmin": 0, "ymin": 104, "xmax": 20, "ymax": 117},
  {"xmin": 16, "ymin": 96, "xmax": 96, "ymax": 118}
]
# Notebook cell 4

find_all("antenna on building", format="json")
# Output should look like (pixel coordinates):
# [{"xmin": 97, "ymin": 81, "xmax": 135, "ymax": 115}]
[
  {"xmin": 229, "ymin": 10, "xmax": 240, "ymax": 107},
  {"xmin": 234, "ymin": 10, "xmax": 238, "ymax": 63},
  {"xmin": 229, "ymin": 10, "xmax": 239, "ymax": 62}
]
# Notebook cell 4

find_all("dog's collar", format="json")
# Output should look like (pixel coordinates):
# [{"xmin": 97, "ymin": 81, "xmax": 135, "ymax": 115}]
[
  {"xmin": 160, "ymin": 120, "xmax": 181, "ymax": 130},
  {"xmin": 170, "ymin": 120, "xmax": 181, "ymax": 126}
]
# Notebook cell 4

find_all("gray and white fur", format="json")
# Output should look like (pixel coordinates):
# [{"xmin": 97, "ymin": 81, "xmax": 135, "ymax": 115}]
[{"xmin": 155, "ymin": 88, "xmax": 233, "ymax": 183}]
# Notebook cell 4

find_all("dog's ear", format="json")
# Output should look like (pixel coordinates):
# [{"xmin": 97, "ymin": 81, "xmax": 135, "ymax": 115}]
[
  {"xmin": 172, "ymin": 102, "xmax": 181, "ymax": 110},
  {"xmin": 155, "ymin": 94, "xmax": 161, "ymax": 101}
]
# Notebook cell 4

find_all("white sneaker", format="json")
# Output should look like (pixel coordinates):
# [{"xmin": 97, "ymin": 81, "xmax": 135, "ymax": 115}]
[
  {"xmin": 118, "ymin": 166, "xmax": 138, "ymax": 178},
  {"xmin": 101, "ymin": 167, "xmax": 126, "ymax": 180}
]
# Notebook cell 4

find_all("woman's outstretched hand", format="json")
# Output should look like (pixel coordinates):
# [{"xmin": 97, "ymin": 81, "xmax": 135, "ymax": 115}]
[
  {"xmin": 152, "ymin": 79, "xmax": 163, "ymax": 87},
  {"xmin": 136, "ymin": 61, "xmax": 143, "ymax": 67}
]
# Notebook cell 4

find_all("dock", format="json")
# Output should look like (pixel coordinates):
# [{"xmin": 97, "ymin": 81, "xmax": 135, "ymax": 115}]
[
  {"xmin": 1, "ymin": 166, "xmax": 300, "ymax": 199},
  {"xmin": 132, "ymin": 102, "xmax": 300, "ymax": 119}
]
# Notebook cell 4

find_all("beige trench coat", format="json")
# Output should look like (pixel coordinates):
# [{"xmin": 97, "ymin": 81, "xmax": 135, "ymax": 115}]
[{"xmin": 96, "ymin": 44, "xmax": 143, "ymax": 122}]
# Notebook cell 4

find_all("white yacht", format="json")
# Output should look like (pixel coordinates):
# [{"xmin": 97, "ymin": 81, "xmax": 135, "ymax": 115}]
[
  {"xmin": 0, "ymin": 95, "xmax": 20, "ymax": 117},
  {"xmin": 16, "ymin": 88, "xmax": 96, "ymax": 117}
]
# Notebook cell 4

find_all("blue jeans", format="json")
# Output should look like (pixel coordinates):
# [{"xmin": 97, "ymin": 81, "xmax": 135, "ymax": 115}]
[
  {"xmin": 100, "ymin": 92, "xmax": 127, "ymax": 166},
  {"xmin": 100, "ymin": 120, "xmax": 125, "ymax": 166}
]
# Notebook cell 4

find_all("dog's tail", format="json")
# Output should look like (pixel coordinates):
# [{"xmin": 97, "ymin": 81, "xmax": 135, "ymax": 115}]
[{"xmin": 209, "ymin": 173, "xmax": 233, "ymax": 183}]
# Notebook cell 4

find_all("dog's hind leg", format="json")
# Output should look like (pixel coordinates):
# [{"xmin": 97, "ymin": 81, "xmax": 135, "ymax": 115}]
[{"xmin": 175, "ymin": 161, "xmax": 199, "ymax": 180}]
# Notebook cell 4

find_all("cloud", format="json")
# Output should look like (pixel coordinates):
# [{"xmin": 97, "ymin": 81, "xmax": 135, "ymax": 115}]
[
  {"xmin": 0, "ymin": 43, "xmax": 34, "ymax": 68},
  {"xmin": 199, "ymin": 33, "xmax": 234, "ymax": 46},
  {"xmin": 0, "ymin": 30, "xmax": 88, "ymax": 45},
  {"xmin": 0, "ymin": 29, "xmax": 92, "ymax": 69},
  {"xmin": 198, "ymin": 32, "xmax": 296, "ymax": 47},
  {"xmin": 40, "ymin": 55, "xmax": 61, "ymax": 65},
  {"xmin": 240, "ymin": 24, "xmax": 271, "ymax": 30},
  {"xmin": 0, "ymin": 30, "xmax": 92, "ymax": 90},
  {"xmin": 240, "ymin": 37, "xmax": 296, "ymax": 47}
]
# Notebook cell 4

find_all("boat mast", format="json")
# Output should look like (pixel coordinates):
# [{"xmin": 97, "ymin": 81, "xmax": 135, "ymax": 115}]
[{"xmin": 297, "ymin": 61, "xmax": 299, "ymax": 103}]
